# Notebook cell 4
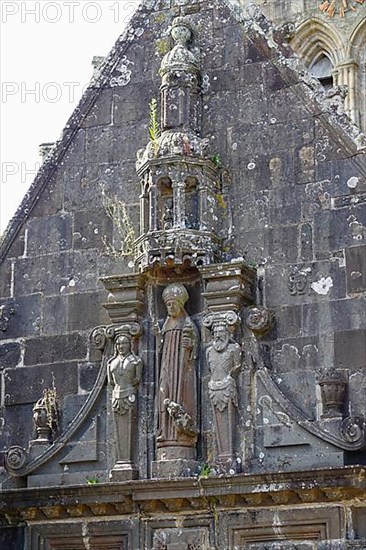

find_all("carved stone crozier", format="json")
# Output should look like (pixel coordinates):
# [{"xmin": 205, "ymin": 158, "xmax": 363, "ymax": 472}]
[
  {"xmin": 155, "ymin": 283, "xmax": 198, "ymax": 474},
  {"xmin": 107, "ymin": 333, "xmax": 143, "ymax": 480}
]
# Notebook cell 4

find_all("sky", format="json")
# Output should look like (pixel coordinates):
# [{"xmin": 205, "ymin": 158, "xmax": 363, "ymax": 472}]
[{"xmin": 0, "ymin": 0, "xmax": 140, "ymax": 233}]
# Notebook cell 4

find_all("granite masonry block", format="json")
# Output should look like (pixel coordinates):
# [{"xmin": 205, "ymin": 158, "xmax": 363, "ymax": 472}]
[
  {"xmin": 30, "ymin": 173, "xmax": 64, "ymax": 219},
  {"xmin": 265, "ymin": 259, "xmax": 346, "ymax": 307},
  {"xmin": 0, "ymin": 294, "xmax": 42, "ymax": 340},
  {"xmin": 0, "ymin": 342, "xmax": 21, "ymax": 370},
  {"xmin": 345, "ymin": 244, "xmax": 366, "ymax": 294},
  {"xmin": 0, "ymin": 259, "xmax": 12, "ymax": 298},
  {"xmin": 73, "ymin": 208, "xmax": 113, "ymax": 251},
  {"xmin": 24, "ymin": 333, "xmax": 88, "ymax": 366},
  {"xmin": 26, "ymin": 214, "xmax": 73, "ymax": 256},
  {"xmin": 313, "ymin": 206, "xmax": 366, "ymax": 258},
  {"xmin": 67, "ymin": 291, "xmax": 109, "ymax": 331},
  {"xmin": 4, "ymin": 362, "xmax": 78, "ymax": 406},
  {"xmin": 14, "ymin": 252, "xmax": 73, "ymax": 296},
  {"xmin": 334, "ymin": 328, "xmax": 366, "ymax": 370},
  {"xmin": 61, "ymin": 128, "xmax": 86, "ymax": 166},
  {"xmin": 42, "ymin": 295, "xmax": 68, "ymax": 335},
  {"xmin": 81, "ymin": 88, "xmax": 113, "ymax": 128},
  {"xmin": 79, "ymin": 362, "xmax": 100, "ymax": 392},
  {"xmin": 112, "ymin": 82, "xmax": 155, "ymax": 125}
]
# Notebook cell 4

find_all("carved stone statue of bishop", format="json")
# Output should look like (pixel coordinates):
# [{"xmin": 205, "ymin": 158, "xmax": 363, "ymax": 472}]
[
  {"xmin": 156, "ymin": 283, "xmax": 199, "ymax": 462},
  {"xmin": 206, "ymin": 322, "xmax": 241, "ymax": 464}
]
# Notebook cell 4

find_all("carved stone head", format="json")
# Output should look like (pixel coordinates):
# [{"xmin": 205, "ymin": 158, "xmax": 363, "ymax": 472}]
[
  {"xmin": 116, "ymin": 334, "xmax": 132, "ymax": 357},
  {"xmin": 212, "ymin": 323, "xmax": 230, "ymax": 352},
  {"xmin": 163, "ymin": 283, "xmax": 188, "ymax": 306}
]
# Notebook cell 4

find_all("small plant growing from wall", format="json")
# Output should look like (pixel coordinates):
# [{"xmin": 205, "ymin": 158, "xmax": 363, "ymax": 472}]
[
  {"xmin": 210, "ymin": 154, "xmax": 222, "ymax": 168},
  {"xmin": 86, "ymin": 475, "xmax": 100, "ymax": 485},
  {"xmin": 149, "ymin": 98, "xmax": 161, "ymax": 156},
  {"xmin": 101, "ymin": 185, "xmax": 135, "ymax": 258}
]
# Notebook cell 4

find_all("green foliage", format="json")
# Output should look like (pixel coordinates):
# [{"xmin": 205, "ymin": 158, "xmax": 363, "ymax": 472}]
[
  {"xmin": 211, "ymin": 154, "xmax": 222, "ymax": 168},
  {"xmin": 100, "ymin": 185, "xmax": 135, "ymax": 258},
  {"xmin": 86, "ymin": 475, "xmax": 100, "ymax": 485},
  {"xmin": 198, "ymin": 463, "xmax": 212, "ymax": 479},
  {"xmin": 247, "ymin": 259, "xmax": 258, "ymax": 269},
  {"xmin": 215, "ymin": 193, "xmax": 227, "ymax": 209},
  {"xmin": 149, "ymin": 98, "xmax": 161, "ymax": 148},
  {"xmin": 155, "ymin": 38, "xmax": 170, "ymax": 55}
]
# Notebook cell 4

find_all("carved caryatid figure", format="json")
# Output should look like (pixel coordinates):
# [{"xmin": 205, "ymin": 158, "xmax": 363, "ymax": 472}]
[
  {"xmin": 107, "ymin": 333, "xmax": 143, "ymax": 475},
  {"xmin": 108, "ymin": 334, "xmax": 143, "ymax": 414},
  {"xmin": 157, "ymin": 283, "xmax": 198, "ymax": 458},
  {"xmin": 206, "ymin": 319, "xmax": 241, "ymax": 462}
]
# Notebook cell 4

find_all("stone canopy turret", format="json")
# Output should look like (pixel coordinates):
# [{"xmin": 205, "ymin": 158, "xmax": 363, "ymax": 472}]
[{"xmin": 134, "ymin": 16, "xmax": 223, "ymax": 271}]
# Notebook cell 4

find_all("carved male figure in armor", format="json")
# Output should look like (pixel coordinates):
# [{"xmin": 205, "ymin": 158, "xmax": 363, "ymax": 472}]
[
  {"xmin": 107, "ymin": 334, "xmax": 143, "ymax": 475},
  {"xmin": 206, "ymin": 322, "xmax": 241, "ymax": 462},
  {"xmin": 157, "ymin": 283, "xmax": 198, "ymax": 459}
]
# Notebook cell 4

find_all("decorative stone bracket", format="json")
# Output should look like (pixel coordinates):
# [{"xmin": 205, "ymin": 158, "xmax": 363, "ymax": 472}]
[{"xmin": 259, "ymin": 369, "xmax": 366, "ymax": 451}]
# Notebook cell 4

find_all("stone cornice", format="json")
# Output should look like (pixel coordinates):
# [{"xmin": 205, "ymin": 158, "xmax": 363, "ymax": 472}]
[{"xmin": 1, "ymin": 466, "xmax": 365, "ymax": 524}]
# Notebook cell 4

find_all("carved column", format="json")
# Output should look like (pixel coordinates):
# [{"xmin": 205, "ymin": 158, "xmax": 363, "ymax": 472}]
[
  {"xmin": 172, "ymin": 179, "xmax": 186, "ymax": 229},
  {"xmin": 333, "ymin": 59, "xmax": 359, "ymax": 124}
]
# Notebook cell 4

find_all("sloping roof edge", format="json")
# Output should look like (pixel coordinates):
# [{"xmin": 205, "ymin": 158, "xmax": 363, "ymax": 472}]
[{"xmin": 0, "ymin": 0, "xmax": 149, "ymax": 264}]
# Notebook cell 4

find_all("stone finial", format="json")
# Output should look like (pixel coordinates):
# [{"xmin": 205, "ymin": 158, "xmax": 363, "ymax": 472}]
[
  {"xmin": 171, "ymin": 16, "xmax": 192, "ymax": 45},
  {"xmin": 160, "ymin": 17, "xmax": 198, "ymax": 77}
]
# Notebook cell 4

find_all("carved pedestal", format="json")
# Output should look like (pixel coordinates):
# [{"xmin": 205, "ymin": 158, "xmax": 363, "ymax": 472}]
[{"xmin": 110, "ymin": 406, "xmax": 139, "ymax": 481}]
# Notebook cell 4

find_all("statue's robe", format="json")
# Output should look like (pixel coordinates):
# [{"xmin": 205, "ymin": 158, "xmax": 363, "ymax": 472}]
[{"xmin": 158, "ymin": 313, "xmax": 198, "ymax": 448}]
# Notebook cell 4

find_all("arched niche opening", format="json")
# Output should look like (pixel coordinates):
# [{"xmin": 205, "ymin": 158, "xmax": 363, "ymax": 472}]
[
  {"xmin": 309, "ymin": 53, "xmax": 334, "ymax": 91},
  {"xmin": 158, "ymin": 177, "xmax": 173, "ymax": 230},
  {"xmin": 185, "ymin": 176, "xmax": 199, "ymax": 230}
]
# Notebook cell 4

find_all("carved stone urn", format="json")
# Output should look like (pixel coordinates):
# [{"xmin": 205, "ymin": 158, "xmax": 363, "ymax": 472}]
[
  {"xmin": 33, "ymin": 399, "xmax": 52, "ymax": 443},
  {"xmin": 317, "ymin": 369, "xmax": 347, "ymax": 418}
]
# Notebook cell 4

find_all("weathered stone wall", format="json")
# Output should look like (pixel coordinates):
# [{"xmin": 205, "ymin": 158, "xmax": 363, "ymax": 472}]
[
  {"xmin": 0, "ymin": 0, "xmax": 366, "ymax": 548},
  {"xmin": 239, "ymin": 0, "xmax": 366, "ymax": 131}
]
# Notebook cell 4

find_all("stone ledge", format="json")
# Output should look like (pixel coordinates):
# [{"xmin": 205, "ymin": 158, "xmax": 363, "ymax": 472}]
[{"xmin": 1, "ymin": 465, "xmax": 365, "ymax": 524}]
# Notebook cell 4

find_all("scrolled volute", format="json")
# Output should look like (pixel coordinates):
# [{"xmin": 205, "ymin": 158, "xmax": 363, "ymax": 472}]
[
  {"xmin": 340, "ymin": 416, "xmax": 365, "ymax": 445},
  {"xmin": 5, "ymin": 446, "xmax": 27, "ymax": 472},
  {"xmin": 90, "ymin": 326, "xmax": 107, "ymax": 350},
  {"xmin": 91, "ymin": 323, "xmax": 142, "ymax": 351},
  {"xmin": 202, "ymin": 311, "xmax": 238, "ymax": 331}
]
